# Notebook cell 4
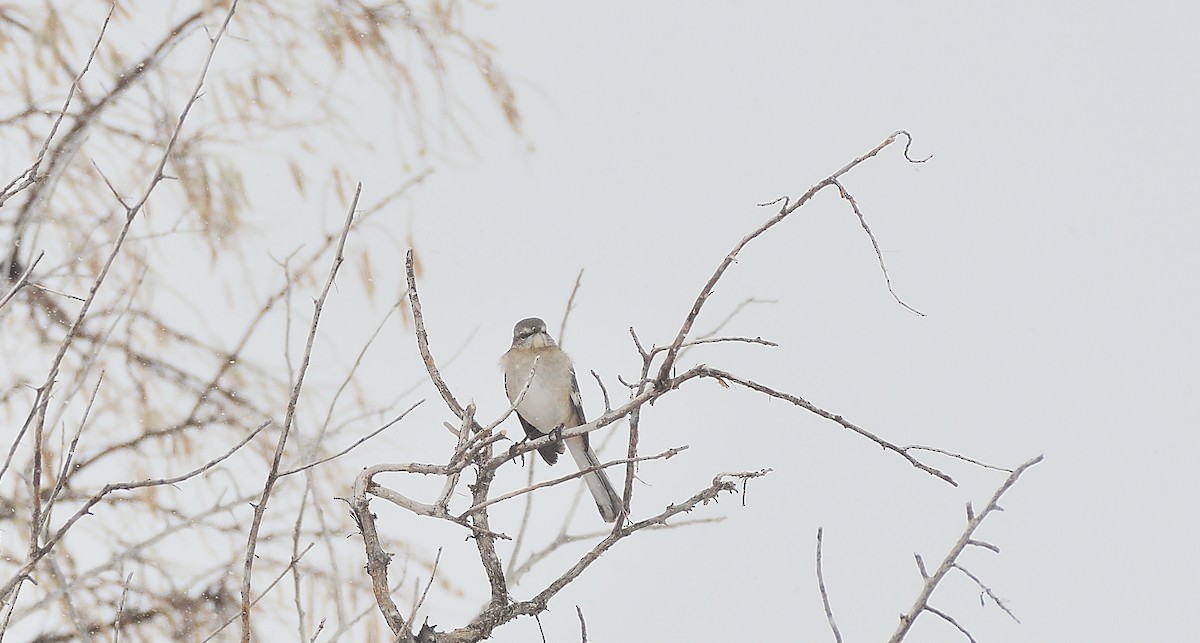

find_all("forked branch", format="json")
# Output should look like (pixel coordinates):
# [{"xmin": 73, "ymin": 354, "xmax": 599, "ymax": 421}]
[{"xmin": 889, "ymin": 455, "xmax": 1043, "ymax": 642}]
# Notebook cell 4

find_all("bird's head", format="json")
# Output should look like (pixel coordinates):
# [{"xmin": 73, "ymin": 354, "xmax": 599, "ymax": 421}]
[{"xmin": 511, "ymin": 317, "xmax": 555, "ymax": 349}]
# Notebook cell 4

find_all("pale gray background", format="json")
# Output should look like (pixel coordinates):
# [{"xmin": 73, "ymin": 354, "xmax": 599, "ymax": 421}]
[
  {"xmin": 304, "ymin": 2, "xmax": 1197, "ymax": 641},
  {"xmin": 77, "ymin": 1, "xmax": 1198, "ymax": 641},
  {"xmin": 328, "ymin": 3, "xmax": 1195, "ymax": 641}
]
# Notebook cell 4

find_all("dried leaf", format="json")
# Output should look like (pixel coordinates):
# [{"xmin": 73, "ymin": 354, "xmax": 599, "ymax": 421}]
[
  {"xmin": 398, "ymin": 297, "xmax": 411, "ymax": 329},
  {"xmin": 142, "ymin": 485, "xmax": 160, "ymax": 518},
  {"xmin": 288, "ymin": 160, "xmax": 306, "ymax": 196},
  {"xmin": 407, "ymin": 229, "xmax": 423, "ymax": 279},
  {"xmin": 332, "ymin": 165, "xmax": 345, "ymax": 203},
  {"xmin": 358, "ymin": 249, "xmax": 375, "ymax": 299}
]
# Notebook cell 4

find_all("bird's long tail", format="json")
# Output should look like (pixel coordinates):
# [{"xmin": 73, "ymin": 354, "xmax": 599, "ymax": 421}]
[{"xmin": 565, "ymin": 436, "xmax": 623, "ymax": 522}]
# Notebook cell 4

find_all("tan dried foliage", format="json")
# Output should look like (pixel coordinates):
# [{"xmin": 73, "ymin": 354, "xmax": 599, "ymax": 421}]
[
  {"xmin": 358, "ymin": 248, "xmax": 376, "ymax": 299},
  {"xmin": 1, "ymin": 1, "xmax": 520, "ymax": 639}
]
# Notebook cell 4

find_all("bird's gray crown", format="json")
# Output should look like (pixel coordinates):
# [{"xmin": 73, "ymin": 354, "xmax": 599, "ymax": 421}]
[{"xmin": 512, "ymin": 317, "xmax": 548, "ymax": 342}]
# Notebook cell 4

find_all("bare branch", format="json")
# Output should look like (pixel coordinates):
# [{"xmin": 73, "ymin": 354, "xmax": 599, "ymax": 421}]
[
  {"xmin": 36, "ymin": 372, "xmax": 104, "ymax": 539},
  {"xmin": 698, "ymin": 297, "xmax": 775, "ymax": 340},
  {"xmin": 348, "ymin": 477, "xmax": 410, "ymax": 639},
  {"xmin": 967, "ymin": 539, "xmax": 1000, "ymax": 553},
  {"xmin": 953, "ymin": 564, "xmax": 1020, "ymax": 623},
  {"xmin": 924, "ymin": 605, "xmax": 978, "ymax": 643},
  {"xmin": 831, "ymin": 178, "xmax": 924, "ymax": 315},
  {"xmin": 0, "ymin": 251, "xmax": 42, "ymax": 311},
  {"xmin": 0, "ymin": 3, "xmax": 113, "ymax": 208},
  {"xmin": 461, "ymin": 446, "xmax": 688, "ymax": 516},
  {"xmin": 695, "ymin": 366, "xmax": 958, "ymax": 485},
  {"xmin": 280, "ymin": 401, "xmax": 423, "ymax": 477},
  {"xmin": 405, "ymin": 249, "xmax": 469, "ymax": 421},
  {"xmin": 589, "ymin": 370, "xmax": 611, "ymax": 413},
  {"xmin": 1, "ymin": 2, "xmax": 233, "ymax": 496},
  {"xmin": 888, "ymin": 455, "xmax": 1043, "ymax": 642},
  {"xmin": 677, "ymin": 335, "xmax": 778, "ymax": 349},
  {"xmin": 203, "ymin": 545, "xmax": 315, "ymax": 643},
  {"xmin": 903, "ymin": 445, "xmax": 1013, "ymax": 473},
  {"xmin": 653, "ymin": 131, "xmax": 928, "ymax": 387},
  {"xmin": 468, "ymin": 406, "xmax": 510, "ymax": 610},
  {"xmin": 0, "ymin": 420, "xmax": 272, "ymax": 604},
  {"xmin": 439, "ymin": 470, "xmax": 770, "ymax": 642}
]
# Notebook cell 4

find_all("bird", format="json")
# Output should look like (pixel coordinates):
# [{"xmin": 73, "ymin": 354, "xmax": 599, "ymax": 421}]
[{"xmin": 500, "ymin": 317, "xmax": 623, "ymax": 522}]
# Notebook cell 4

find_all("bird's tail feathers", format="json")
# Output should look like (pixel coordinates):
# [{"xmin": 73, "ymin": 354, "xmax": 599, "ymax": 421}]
[{"xmin": 565, "ymin": 437, "xmax": 623, "ymax": 523}]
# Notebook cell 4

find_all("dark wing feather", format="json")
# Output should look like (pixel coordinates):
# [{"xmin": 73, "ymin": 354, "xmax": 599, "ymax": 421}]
[
  {"xmin": 517, "ymin": 411, "xmax": 563, "ymax": 465},
  {"xmin": 567, "ymin": 367, "xmax": 594, "ymax": 452}
]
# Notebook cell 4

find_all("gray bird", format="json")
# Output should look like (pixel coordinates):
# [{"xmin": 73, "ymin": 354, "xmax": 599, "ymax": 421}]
[{"xmin": 500, "ymin": 317, "xmax": 622, "ymax": 522}]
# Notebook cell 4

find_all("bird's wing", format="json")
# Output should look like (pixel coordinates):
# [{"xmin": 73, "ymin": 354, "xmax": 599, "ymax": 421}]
[
  {"xmin": 567, "ymin": 367, "xmax": 587, "ymax": 424},
  {"xmin": 567, "ymin": 367, "xmax": 594, "ymax": 450}
]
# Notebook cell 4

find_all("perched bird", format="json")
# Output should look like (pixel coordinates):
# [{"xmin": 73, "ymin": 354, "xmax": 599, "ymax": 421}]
[{"xmin": 500, "ymin": 317, "xmax": 623, "ymax": 522}]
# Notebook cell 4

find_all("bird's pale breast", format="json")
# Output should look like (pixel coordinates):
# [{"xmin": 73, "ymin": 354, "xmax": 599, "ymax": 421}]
[{"xmin": 502, "ymin": 347, "xmax": 577, "ymax": 433}]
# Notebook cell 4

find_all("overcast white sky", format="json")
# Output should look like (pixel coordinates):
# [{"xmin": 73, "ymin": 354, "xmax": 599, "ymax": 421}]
[
  {"xmin": 275, "ymin": 2, "xmax": 1200, "ymax": 641},
  {"xmin": 309, "ymin": 3, "xmax": 1197, "ymax": 641},
  {"xmin": 16, "ymin": 1, "xmax": 1194, "ymax": 641}
]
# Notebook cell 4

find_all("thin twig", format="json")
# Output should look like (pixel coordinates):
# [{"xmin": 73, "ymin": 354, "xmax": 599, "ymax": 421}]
[
  {"xmin": 1, "ymin": 3, "xmax": 232, "ymax": 500},
  {"xmin": 0, "ymin": 251, "xmax": 42, "ymax": 310},
  {"xmin": 696, "ymin": 366, "xmax": 958, "ymax": 485},
  {"xmin": 240, "ymin": 183, "xmax": 363, "ymax": 640},
  {"xmin": 505, "ymin": 458, "xmax": 538, "ymax": 579},
  {"xmin": 438, "ymin": 470, "xmax": 770, "ymax": 642},
  {"xmin": 952, "ymin": 563, "xmax": 1020, "ymax": 623},
  {"xmin": 815, "ymin": 528, "xmax": 843, "ymax": 643},
  {"xmin": 309, "ymin": 618, "xmax": 327, "ymax": 643},
  {"xmin": 575, "ymin": 605, "xmax": 588, "ymax": 643},
  {"xmin": 280, "ymin": 401, "xmax": 422, "ymax": 477},
  {"xmin": 589, "ymin": 370, "xmax": 611, "ymax": 413},
  {"xmin": 291, "ymin": 487, "xmax": 311, "ymax": 643},
  {"xmin": 36, "ymin": 373, "xmax": 104, "ymax": 539},
  {"xmin": 677, "ymin": 335, "xmax": 778, "ymax": 349},
  {"xmin": 310, "ymin": 303, "xmax": 404, "ymax": 458},
  {"xmin": 903, "ymin": 445, "xmax": 1013, "ymax": 473},
  {"xmin": 202, "ymin": 544, "xmax": 315, "ymax": 643},
  {"xmin": 0, "ymin": 420, "xmax": 272, "ymax": 603},
  {"xmin": 113, "ymin": 572, "xmax": 133, "ymax": 643},
  {"xmin": 0, "ymin": 3, "xmax": 114, "ymax": 208},
  {"xmin": 831, "ymin": 178, "xmax": 924, "ymax": 315},
  {"xmin": 557, "ymin": 268, "xmax": 584, "ymax": 348},
  {"xmin": 407, "ymin": 548, "xmax": 442, "ymax": 628},
  {"xmin": 461, "ymin": 446, "xmax": 687, "ymax": 516},
  {"xmin": 924, "ymin": 605, "xmax": 978, "ymax": 643}
]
